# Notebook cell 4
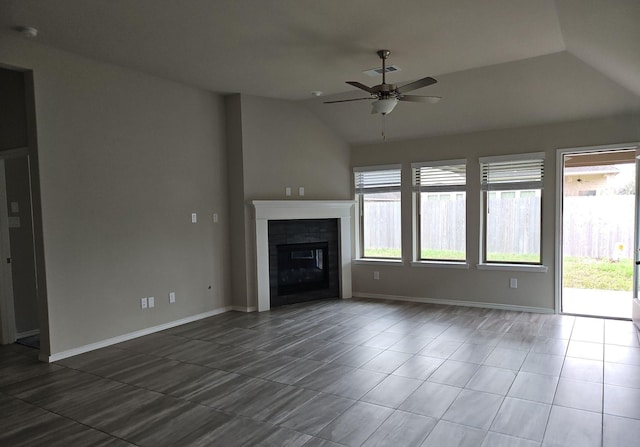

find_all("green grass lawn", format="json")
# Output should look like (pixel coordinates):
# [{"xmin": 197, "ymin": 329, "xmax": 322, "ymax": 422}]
[
  {"xmin": 563, "ymin": 257, "xmax": 633, "ymax": 291},
  {"xmin": 364, "ymin": 248, "xmax": 633, "ymax": 291}
]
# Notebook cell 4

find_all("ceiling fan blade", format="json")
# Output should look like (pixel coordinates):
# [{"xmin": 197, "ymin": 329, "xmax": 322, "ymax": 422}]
[
  {"xmin": 398, "ymin": 95, "xmax": 442, "ymax": 103},
  {"xmin": 395, "ymin": 76, "xmax": 437, "ymax": 94},
  {"xmin": 324, "ymin": 97, "xmax": 373, "ymax": 104},
  {"xmin": 346, "ymin": 81, "xmax": 375, "ymax": 94}
]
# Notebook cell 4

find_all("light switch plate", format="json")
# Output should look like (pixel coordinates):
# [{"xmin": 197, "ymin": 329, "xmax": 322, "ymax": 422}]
[
  {"xmin": 285, "ymin": 187, "xmax": 291, "ymax": 196},
  {"xmin": 298, "ymin": 187, "xmax": 305, "ymax": 196},
  {"xmin": 191, "ymin": 213, "xmax": 197, "ymax": 223},
  {"xmin": 148, "ymin": 297, "xmax": 155, "ymax": 308},
  {"xmin": 141, "ymin": 297, "xmax": 148, "ymax": 309},
  {"xmin": 169, "ymin": 292, "xmax": 176, "ymax": 303},
  {"xmin": 213, "ymin": 213, "xmax": 218, "ymax": 223}
]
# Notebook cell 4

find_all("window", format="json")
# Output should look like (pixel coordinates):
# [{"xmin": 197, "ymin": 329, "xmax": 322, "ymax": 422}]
[
  {"xmin": 354, "ymin": 165, "xmax": 402, "ymax": 259},
  {"xmin": 480, "ymin": 153, "xmax": 544, "ymax": 264},
  {"xmin": 412, "ymin": 160, "xmax": 466, "ymax": 262}
]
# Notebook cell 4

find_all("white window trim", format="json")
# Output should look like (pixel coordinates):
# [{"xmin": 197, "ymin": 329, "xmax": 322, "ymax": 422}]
[
  {"xmin": 413, "ymin": 159, "xmax": 467, "ymax": 264},
  {"xmin": 480, "ymin": 152, "xmax": 545, "ymax": 267},
  {"xmin": 479, "ymin": 152, "xmax": 545, "ymax": 164},
  {"xmin": 411, "ymin": 260, "xmax": 470, "ymax": 269},
  {"xmin": 353, "ymin": 258, "xmax": 405, "ymax": 266},
  {"xmin": 477, "ymin": 263, "xmax": 548, "ymax": 273},
  {"xmin": 353, "ymin": 165, "xmax": 402, "ymax": 261}
]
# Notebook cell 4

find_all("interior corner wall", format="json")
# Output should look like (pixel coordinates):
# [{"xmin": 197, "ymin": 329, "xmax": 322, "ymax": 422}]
[
  {"xmin": 224, "ymin": 94, "xmax": 249, "ymax": 309},
  {"xmin": 226, "ymin": 94, "xmax": 351, "ymax": 310},
  {"xmin": 0, "ymin": 35, "xmax": 231, "ymax": 355},
  {"xmin": 351, "ymin": 113, "xmax": 640, "ymax": 311}
]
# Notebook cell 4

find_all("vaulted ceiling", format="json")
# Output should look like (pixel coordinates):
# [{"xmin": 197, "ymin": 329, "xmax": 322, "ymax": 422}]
[{"xmin": 1, "ymin": 0, "xmax": 639, "ymax": 144}]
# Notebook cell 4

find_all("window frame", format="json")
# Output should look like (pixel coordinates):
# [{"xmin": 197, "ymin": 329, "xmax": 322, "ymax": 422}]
[
  {"xmin": 353, "ymin": 164, "xmax": 402, "ymax": 260},
  {"xmin": 412, "ymin": 159, "xmax": 467, "ymax": 263},
  {"xmin": 480, "ymin": 152, "xmax": 545, "ymax": 266}
]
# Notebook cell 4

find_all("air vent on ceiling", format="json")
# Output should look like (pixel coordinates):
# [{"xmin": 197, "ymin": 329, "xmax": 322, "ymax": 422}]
[{"xmin": 363, "ymin": 65, "xmax": 401, "ymax": 77}]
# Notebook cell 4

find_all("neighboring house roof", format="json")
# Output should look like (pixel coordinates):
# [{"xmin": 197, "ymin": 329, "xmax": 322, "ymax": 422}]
[{"xmin": 564, "ymin": 166, "xmax": 620, "ymax": 177}]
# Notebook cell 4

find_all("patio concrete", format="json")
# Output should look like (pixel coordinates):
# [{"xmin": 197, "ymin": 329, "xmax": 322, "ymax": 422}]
[{"xmin": 562, "ymin": 287, "xmax": 633, "ymax": 319}]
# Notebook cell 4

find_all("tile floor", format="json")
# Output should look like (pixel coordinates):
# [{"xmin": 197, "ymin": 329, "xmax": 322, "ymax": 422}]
[{"xmin": 1, "ymin": 298, "xmax": 640, "ymax": 446}]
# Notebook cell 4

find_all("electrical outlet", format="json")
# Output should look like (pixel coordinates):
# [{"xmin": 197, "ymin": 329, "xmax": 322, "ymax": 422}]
[
  {"xmin": 298, "ymin": 186, "xmax": 305, "ymax": 196},
  {"xmin": 169, "ymin": 292, "xmax": 176, "ymax": 303},
  {"xmin": 285, "ymin": 187, "xmax": 291, "ymax": 196},
  {"xmin": 510, "ymin": 278, "xmax": 518, "ymax": 289},
  {"xmin": 148, "ymin": 296, "xmax": 155, "ymax": 308},
  {"xmin": 191, "ymin": 213, "xmax": 197, "ymax": 223},
  {"xmin": 213, "ymin": 213, "xmax": 218, "ymax": 223},
  {"xmin": 140, "ymin": 297, "xmax": 148, "ymax": 309},
  {"xmin": 373, "ymin": 271, "xmax": 380, "ymax": 280}
]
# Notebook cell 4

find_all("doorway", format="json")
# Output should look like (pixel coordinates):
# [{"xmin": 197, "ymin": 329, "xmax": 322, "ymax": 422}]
[
  {"xmin": 558, "ymin": 145, "xmax": 637, "ymax": 319},
  {"xmin": 0, "ymin": 155, "xmax": 40, "ymax": 347},
  {"xmin": 0, "ymin": 66, "xmax": 46, "ymax": 354}
]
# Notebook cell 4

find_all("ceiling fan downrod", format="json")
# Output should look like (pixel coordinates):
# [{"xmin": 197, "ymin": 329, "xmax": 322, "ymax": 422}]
[{"xmin": 377, "ymin": 49, "xmax": 391, "ymax": 86}]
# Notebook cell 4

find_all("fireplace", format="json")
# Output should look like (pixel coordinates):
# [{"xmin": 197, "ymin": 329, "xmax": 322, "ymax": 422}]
[
  {"xmin": 268, "ymin": 219, "xmax": 339, "ymax": 307},
  {"xmin": 277, "ymin": 242, "xmax": 329, "ymax": 295},
  {"xmin": 253, "ymin": 200, "xmax": 355, "ymax": 312}
]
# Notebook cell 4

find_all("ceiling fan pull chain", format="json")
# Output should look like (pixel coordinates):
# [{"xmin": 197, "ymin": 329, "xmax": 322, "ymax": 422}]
[{"xmin": 381, "ymin": 114, "xmax": 386, "ymax": 142}]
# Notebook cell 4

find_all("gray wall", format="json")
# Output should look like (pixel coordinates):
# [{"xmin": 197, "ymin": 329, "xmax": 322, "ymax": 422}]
[
  {"xmin": 5, "ymin": 156, "xmax": 39, "ymax": 334},
  {"xmin": 226, "ymin": 94, "xmax": 351, "ymax": 309},
  {"xmin": 0, "ymin": 36, "xmax": 230, "ymax": 355},
  {"xmin": 351, "ymin": 114, "xmax": 640, "ymax": 311}
]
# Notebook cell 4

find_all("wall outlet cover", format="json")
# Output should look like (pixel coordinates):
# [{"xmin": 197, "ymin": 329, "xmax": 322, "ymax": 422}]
[
  {"xmin": 148, "ymin": 297, "xmax": 155, "ymax": 308},
  {"xmin": 141, "ymin": 297, "xmax": 148, "ymax": 309},
  {"xmin": 169, "ymin": 292, "xmax": 176, "ymax": 303}
]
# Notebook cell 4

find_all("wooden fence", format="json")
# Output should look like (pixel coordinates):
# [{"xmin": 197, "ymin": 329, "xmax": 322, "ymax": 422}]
[
  {"xmin": 563, "ymin": 195, "xmax": 634, "ymax": 259},
  {"xmin": 364, "ymin": 195, "xmax": 635, "ymax": 259}
]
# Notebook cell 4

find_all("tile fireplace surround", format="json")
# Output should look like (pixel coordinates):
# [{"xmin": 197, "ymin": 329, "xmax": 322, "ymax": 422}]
[{"xmin": 253, "ymin": 200, "xmax": 355, "ymax": 312}]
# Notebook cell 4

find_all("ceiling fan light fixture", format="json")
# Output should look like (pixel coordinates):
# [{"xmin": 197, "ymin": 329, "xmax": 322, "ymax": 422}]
[{"xmin": 371, "ymin": 98, "xmax": 398, "ymax": 115}]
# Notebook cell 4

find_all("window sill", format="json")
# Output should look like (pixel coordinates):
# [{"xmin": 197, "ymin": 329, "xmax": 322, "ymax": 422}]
[
  {"xmin": 477, "ymin": 263, "xmax": 548, "ymax": 273},
  {"xmin": 411, "ymin": 261, "xmax": 469, "ymax": 270},
  {"xmin": 353, "ymin": 258, "xmax": 405, "ymax": 267}
]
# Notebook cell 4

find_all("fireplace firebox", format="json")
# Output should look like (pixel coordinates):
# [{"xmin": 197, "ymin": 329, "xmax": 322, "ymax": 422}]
[{"xmin": 277, "ymin": 242, "xmax": 329, "ymax": 295}]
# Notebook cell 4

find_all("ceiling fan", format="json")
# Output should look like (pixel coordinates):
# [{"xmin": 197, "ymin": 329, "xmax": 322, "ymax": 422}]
[{"xmin": 325, "ymin": 50, "xmax": 441, "ymax": 115}]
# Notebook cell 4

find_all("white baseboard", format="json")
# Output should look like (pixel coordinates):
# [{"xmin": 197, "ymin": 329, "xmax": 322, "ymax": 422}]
[
  {"xmin": 43, "ymin": 306, "xmax": 232, "ymax": 363},
  {"xmin": 230, "ymin": 306, "xmax": 258, "ymax": 312},
  {"xmin": 353, "ymin": 292, "xmax": 554, "ymax": 314},
  {"xmin": 16, "ymin": 329, "xmax": 40, "ymax": 339}
]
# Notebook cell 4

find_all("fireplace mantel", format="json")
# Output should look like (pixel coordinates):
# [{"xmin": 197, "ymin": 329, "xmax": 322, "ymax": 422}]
[{"xmin": 253, "ymin": 200, "xmax": 355, "ymax": 312}]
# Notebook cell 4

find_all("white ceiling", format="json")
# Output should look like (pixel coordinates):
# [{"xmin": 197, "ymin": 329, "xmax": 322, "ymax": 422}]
[{"xmin": 1, "ymin": 0, "xmax": 639, "ymax": 144}]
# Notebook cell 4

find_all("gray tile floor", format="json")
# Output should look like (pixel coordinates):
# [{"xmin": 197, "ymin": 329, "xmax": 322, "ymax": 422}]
[{"xmin": 1, "ymin": 298, "xmax": 640, "ymax": 446}]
